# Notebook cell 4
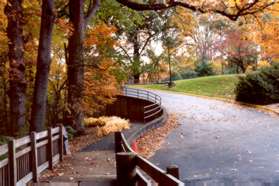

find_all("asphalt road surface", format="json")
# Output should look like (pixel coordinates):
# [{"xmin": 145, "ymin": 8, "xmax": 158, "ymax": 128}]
[{"xmin": 149, "ymin": 90, "xmax": 279, "ymax": 185}]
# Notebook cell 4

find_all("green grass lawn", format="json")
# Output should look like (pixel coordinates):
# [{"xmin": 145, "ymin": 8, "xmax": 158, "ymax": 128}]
[{"xmin": 131, "ymin": 74, "xmax": 240, "ymax": 100}]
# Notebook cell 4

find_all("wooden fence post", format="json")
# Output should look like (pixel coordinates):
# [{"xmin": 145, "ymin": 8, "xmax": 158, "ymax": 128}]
[
  {"xmin": 8, "ymin": 139, "xmax": 16, "ymax": 186},
  {"xmin": 48, "ymin": 127, "xmax": 53, "ymax": 170},
  {"xmin": 31, "ymin": 132, "xmax": 38, "ymax": 182},
  {"xmin": 115, "ymin": 132, "xmax": 122, "ymax": 153},
  {"xmin": 116, "ymin": 152, "xmax": 136, "ymax": 186},
  {"xmin": 58, "ymin": 125, "xmax": 64, "ymax": 161},
  {"xmin": 166, "ymin": 165, "xmax": 180, "ymax": 179}
]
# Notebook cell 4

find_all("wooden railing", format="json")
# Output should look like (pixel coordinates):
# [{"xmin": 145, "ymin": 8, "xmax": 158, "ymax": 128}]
[
  {"xmin": 0, "ymin": 125, "xmax": 65, "ymax": 186},
  {"xmin": 123, "ymin": 87, "xmax": 163, "ymax": 123},
  {"xmin": 115, "ymin": 132, "xmax": 185, "ymax": 186}
]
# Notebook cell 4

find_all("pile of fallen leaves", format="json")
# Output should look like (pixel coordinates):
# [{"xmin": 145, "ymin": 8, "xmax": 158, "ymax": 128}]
[{"xmin": 135, "ymin": 114, "xmax": 178, "ymax": 158}]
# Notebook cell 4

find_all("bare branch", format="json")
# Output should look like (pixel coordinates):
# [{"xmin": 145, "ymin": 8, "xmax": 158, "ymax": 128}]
[{"xmin": 85, "ymin": 0, "xmax": 100, "ymax": 24}]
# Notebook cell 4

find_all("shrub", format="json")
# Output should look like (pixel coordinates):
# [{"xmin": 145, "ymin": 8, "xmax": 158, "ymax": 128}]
[
  {"xmin": 96, "ymin": 116, "xmax": 130, "ymax": 136},
  {"xmin": 195, "ymin": 62, "xmax": 214, "ymax": 77},
  {"xmin": 64, "ymin": 125, "xmax": 76, "ymax": 140},
  {"xmin": 235, "ymin": 64, "xmax": 279, "ymax": 104},
  {"xmin": 84, "ymin": 116, "xmax": 130, "ymax": 136},
  {"xmin": 180, "ymin": 70, "xmax": 198, "ymax": 79},
  {"xmin": 84, "ymin": 117, "xmax": 106, "ymax": 127}
]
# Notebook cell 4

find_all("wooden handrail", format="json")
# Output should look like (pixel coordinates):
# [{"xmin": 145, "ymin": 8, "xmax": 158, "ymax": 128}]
[
  {"xmin": 123, "ymin": 87, "xmax": 163, "ymax": 123},
  {"xmin": 115, "ymin": 132, "xmax": 185, "ymax": 186},
  {"xmin": 0, "ymin": 125, "xmax": 67, "ymax": 186}
]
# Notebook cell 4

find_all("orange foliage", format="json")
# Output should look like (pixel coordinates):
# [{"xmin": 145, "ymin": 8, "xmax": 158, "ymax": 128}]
[{"xmin": 83, "ymin": 23, "xmax": 120, "ymax": 116}]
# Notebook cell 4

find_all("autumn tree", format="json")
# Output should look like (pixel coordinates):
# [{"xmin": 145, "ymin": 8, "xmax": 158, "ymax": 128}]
[
  {"xmin": 30, "ymin": 0, "xmax": 55, "ymax": 132},
  {"xmin": 217, "ymin": 28, "xmax": 259, "ymax": 73},
  {"xmin": 4, "ymin": 0, "xmax": 26, "ymax": 135},
  {"xmin": 66, "ymin": 0, "xmax": 100, "ymax": 132}
]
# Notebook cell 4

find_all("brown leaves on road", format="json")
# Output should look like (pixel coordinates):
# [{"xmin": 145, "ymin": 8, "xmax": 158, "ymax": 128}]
[{"xmin": 135, "ymin": 114, "xmax": 178, "ymax": 158}]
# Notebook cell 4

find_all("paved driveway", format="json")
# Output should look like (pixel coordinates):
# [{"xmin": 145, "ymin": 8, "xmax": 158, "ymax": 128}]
[{"xmin": 148, "ymin": 90, "xmax": 279, "ymax": 185}]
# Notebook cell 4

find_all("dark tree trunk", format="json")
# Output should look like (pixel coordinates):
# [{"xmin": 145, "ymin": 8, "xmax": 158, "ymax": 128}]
[
  {"xmin": 168, "ymin": 48, "xmax": 172, "ymax": 88},
  {"xmin": 67, "ymin": 0, "xmax": 85, "ymax": 132},
  {"xmin": 30, "ymin": 0, "xmax": 55, "ymax": 132},
  {"xmin": 65, "ymin": 0, "xmax": 99, "ymax": 132},
  {"xmin": 132, "ymin": 32, "xmax": 141, "ymax": 84},
  {"xmin": 133, "ymin": 74, "xmax": 140, "ymax": 84},
  {"xmin": 4, "ymin": 0, "xmax": 26, "ymax": 136}
]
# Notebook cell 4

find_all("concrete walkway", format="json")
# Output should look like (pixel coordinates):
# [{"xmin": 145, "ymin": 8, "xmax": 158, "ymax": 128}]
[
  {"xmin": 39, "ymin": 123, "xmax": 144, "ymax": 185},
  {"xmin": 148, "ymin": 90, "xmax": 279, "ymax": 185}
]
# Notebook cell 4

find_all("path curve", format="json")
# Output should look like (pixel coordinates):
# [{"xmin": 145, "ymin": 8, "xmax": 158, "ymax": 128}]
[{"xmin": 148, "ymin": 90, "xmax": 279, "ymax": 184}]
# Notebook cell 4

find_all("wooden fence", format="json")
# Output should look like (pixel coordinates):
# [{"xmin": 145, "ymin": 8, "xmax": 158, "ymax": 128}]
[
  {"xmin": 0, "ymin": 125, "xmax": 65, "ymax": 186},
  {"xmin": 123, "ymin": 87, "xmax": 163, "ymax": 123},
  {"xmin": 115, "ymin": 132, "xmax": 185, "ymax": 186}
]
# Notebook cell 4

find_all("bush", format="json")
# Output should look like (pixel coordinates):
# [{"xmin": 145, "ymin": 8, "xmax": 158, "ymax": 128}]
[
  {"xmin": 180, "ymin": 70, "xmax": 198, "ymax": 79},
  {"xmin": 235, "ymin": 64, "xmax": 279, "ymax": 105},
  {"xmin": 84, "ymin": 116, "xmax": 130, "ymax": 136},
  {"xmin": 64, "ymin": 125, "xmax": 76, "ymax": 140},
  {"xmin": 195, "ymin": 62, "xmax": 214, "ymax": 77}
]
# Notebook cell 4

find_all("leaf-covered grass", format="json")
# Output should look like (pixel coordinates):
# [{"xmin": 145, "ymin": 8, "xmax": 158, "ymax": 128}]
[{"xmin": 132, "ymin": 74, "xmax": 240, "ymax": 100}]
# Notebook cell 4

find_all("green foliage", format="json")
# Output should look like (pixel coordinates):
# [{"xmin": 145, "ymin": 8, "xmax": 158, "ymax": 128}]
[
  {"xmin": 65, "ymin": 125, "xmax": 76, "ymax": 140},
  {"xmin": 180, "ymin": 69, "xmax": 198, "ymax": 79},
  {"xmin": 235, "ymin": 64, "xmax": 279, "ymax": 105},
  {"xmin": 195, "ymin": 61, "xmax": 215, "ymax": 77}
]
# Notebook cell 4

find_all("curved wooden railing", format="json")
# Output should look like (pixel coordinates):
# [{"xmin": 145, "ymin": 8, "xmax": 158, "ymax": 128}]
[
  {"xmin": 123, "ymin": 87, "xmax": 163, "ymax": 123},
  {"xmin": 115, "ymin": 132, "xmax": 184, "ymax": 186}
]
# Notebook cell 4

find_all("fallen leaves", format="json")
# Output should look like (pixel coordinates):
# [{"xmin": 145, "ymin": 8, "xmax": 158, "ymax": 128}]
[{"xmin": 135, "ymin": 114, "xmax": 178, "ymax": 158}]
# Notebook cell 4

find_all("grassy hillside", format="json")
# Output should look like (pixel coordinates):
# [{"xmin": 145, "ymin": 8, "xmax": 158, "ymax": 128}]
[{"xmin": 132, "ymin": 75, "xmax": 240, "ymax": 99}]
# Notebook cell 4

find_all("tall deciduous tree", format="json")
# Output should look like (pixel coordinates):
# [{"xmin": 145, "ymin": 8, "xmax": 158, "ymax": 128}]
[
  {"xmin": 30, "ymin": 0, "xmax": 55, "ymax": 132},
  {"xmin": 4, "ymin": 0, "xmax": 26, "ymax": 135},
  {"xmin": 66, "ymin": 0, "xmax": 100, "ymax": 132}
]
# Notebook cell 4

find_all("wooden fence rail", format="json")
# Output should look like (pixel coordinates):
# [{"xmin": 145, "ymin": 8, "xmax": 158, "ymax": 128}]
[
  {"xmin": 115, "ymin": 132, "xmax": 185, "ymax": 186},
  {"xmin": 123, "ymin": 87, "xmax": 163, "ymax": 123},
  {"xmin": 0, "ymin": 125, "xmax": 65, "ymax": 186}
]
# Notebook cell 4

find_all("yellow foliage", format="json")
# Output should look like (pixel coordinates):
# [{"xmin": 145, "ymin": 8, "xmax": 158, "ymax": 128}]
[
  {"xmin": 84, "ymin": 117, "xmax": 106, "ymax": 127},
  {"xmin": 84, "ymin": 116, "xmax": 130, "ymax": 136}
]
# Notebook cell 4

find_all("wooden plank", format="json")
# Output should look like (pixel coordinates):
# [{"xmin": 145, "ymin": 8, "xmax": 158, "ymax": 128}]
[
  {"xmin": 136, "ymin": 156, "xmax": 184, "ymax": 186},
  {"xmin": 36, "ymin": 131, "xmax": 48, "ymax": 140},
  {"xmin": 15, "ymin": 136, "xmax": 31, "ymax": 148},
  {"xmin": 15, "ymin": 146, "xmax": 31, "ymax": 158},
  {"xmin": 36, "ymin": 139, "xmax": 48, "ymax": 148},
  {"xmin": 16, "ymin": 172, "xmax": 32, "ymax": 186},
  {"xmin": 0, "ymin": 158, "xmax": 8, "ymax": 168},
  {"xmin": 135, "ymin": 168, "xmax": 152, "ymax": 186},
  {"xmin": 52, "ymin": 154, "xmax": 59, "ymax": 166},
  {"xmin": 48, "ymin": 128, "xmax": 53, "ymax": 170},
  {"xmin": 51, "ymin": 127, "xmax": 60, "ymax": 135},
  {"xmin": 33, "ymin": 183, "xmax": 78, "ymax": 186},
  {"xmin": 8, "ymin": 140, "xmax": 16, "ymax": 186},
  {"xmin": 0, "ymin": 144, "xmax": 8, "ymax": 156},
  {"xmin": 31, "ymin": 131, "xmax": 38, "ymax": 182},
  {"xmin": 52, "ymin": 135, "xmax": 59, "ymax": 141},
  {"xmin": 37, "ymin": 161, "xmax": 49, "ymax": 174},
  {"xmin": 58, "ymin": 125, "xmax": 64, "ymax": 161}
]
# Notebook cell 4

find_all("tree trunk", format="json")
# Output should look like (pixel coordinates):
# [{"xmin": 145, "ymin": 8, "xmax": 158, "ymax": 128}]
[
  {"xmin": 4, "ymin": 0, "xmax": 26, "ymax": 136},
  {"xmin": 30, "ymin": 0, "xmax": 55, "ymax": 132},
  {"xmin": 67, "ymin": 0, "xmax": 85, "ymax": 132},
  {"xmin": 168, "ymin": 48, "xmax": 172, "ymax": 88},
  {"xmin": 132, "ymin": 32, "xmax": 141, "ymax": 84},
  {"xmin": 133, "ymin": 74, "xmax": 140, "ymax": 84}
]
